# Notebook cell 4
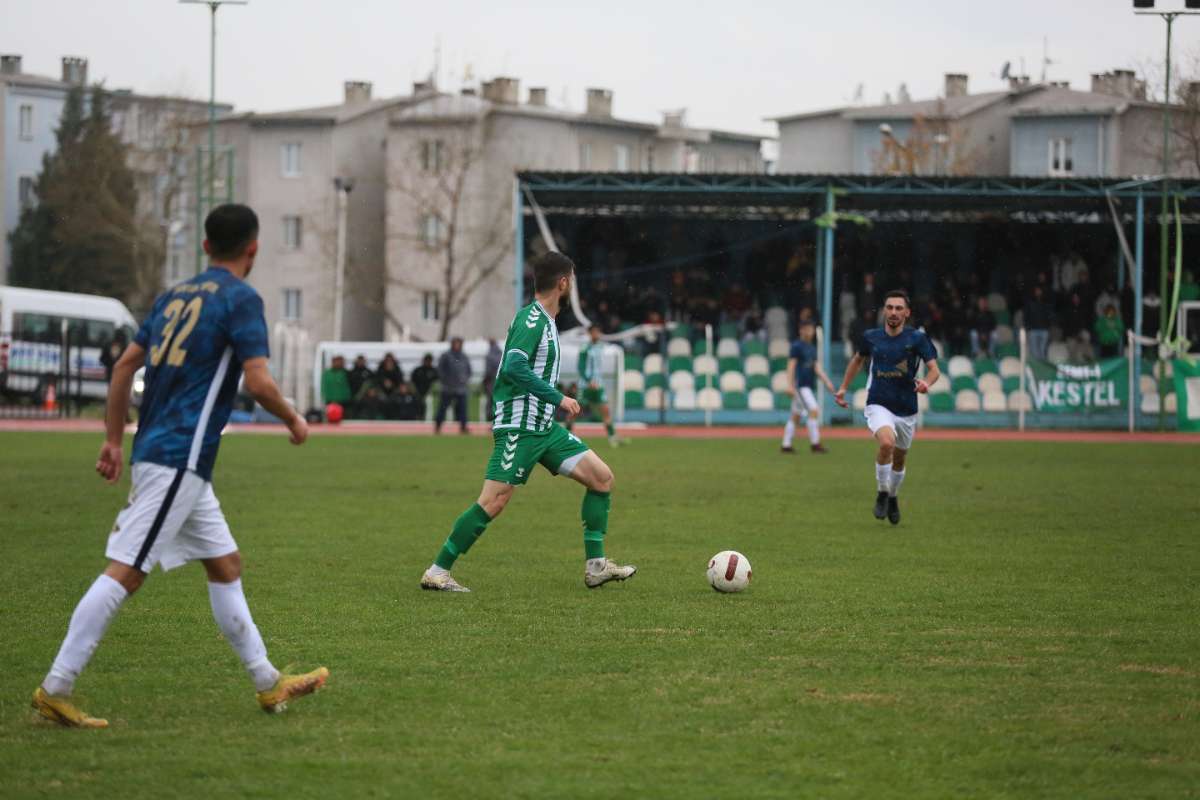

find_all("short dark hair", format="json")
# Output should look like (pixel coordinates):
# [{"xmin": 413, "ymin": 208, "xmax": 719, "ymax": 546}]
[
  {"xmin": 205, "ymin": 204, "xmax": 259, "ymax": 260},
  {"xmin": 532, "ymin": 251, "xmax": 575, "ymax": 293},
  {"xmin": 883, "ymin": 289, "xmax": 910, "ymax": 308}
]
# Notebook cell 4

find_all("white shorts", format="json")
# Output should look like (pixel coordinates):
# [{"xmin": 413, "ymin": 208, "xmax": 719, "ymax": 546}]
[
  {"xmin": 864, "ymin": 404, "xmax": 917, "ymax": 450},
  {"xmin": 790, "ymin": 387, "xmax": 819, "ymax": 416},
  {"xmin": 106, "ymin": 462, "xmax": 238, "ymax": 573}
]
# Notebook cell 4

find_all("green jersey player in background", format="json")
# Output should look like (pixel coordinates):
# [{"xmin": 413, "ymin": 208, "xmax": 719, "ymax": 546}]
[
  {"xmin": 420, "ymin": 252, "xmax": 637, "ymax": 592},
  {"xmin": 578, "ymin": 324, "xmax": 620, "ymax": 447}
]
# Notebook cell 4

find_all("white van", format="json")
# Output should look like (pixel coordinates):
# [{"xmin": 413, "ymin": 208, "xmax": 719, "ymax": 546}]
[{"xmin": 0, "ymin": 286, "xmax": 138, "ymax": 400}]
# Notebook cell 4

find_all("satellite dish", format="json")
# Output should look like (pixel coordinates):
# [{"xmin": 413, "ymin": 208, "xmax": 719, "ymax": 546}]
[{"xmin": 1000, "ymin": 61, "xmax": 1011, "ymax": 81}]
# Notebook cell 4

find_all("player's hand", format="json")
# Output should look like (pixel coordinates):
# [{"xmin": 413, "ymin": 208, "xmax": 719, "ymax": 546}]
[
  {"xmin": 834, "ymin": 388, "xmax": 849, "ymax": 409},
  {"xmin": 287, "ymin": 414, "xmax": 309, "ymax": 445},
  {"xmin": 788, "ymin": 386, "xmax": 797, "ymax": 397},
  {"xmin": 915, "ymin": 379, "xmax": 930, "ymax": 394},
  {"xmin": 96, "ymin": 441, "xmax": 123, "ymax": 484},
  {"xmin": 559, "ymin": 396, "xmax": 581, "ymax": 420}
]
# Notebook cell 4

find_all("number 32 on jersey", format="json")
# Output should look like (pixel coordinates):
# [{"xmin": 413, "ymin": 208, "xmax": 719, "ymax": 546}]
[{"xmin": 149, "ymin": 297, "xmax": 203, "ymax": 367}]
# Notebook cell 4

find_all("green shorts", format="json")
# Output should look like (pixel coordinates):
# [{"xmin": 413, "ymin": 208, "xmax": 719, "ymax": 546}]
[
  {"xmin": 581, "ymin": 385, "xmax": 608, "ymax": 406},
  {"xmin": 485, "ymin": 423, "xmax": 590, "ymax": 486}
]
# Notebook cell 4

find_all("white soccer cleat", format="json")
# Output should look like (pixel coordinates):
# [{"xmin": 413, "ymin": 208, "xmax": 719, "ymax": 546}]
[
  {"xmin": 584, "ymin": 559, "xmax": 637, "ymax": 588},
  {"xmin": 420, "ymin": 570, "xmax": 471, "ymax": 593}
]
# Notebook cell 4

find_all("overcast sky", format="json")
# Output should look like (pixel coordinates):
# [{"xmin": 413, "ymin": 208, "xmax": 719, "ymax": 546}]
[{"xmin": 1, "ymin": 0, "xmax": 1192, "ymax": 136}]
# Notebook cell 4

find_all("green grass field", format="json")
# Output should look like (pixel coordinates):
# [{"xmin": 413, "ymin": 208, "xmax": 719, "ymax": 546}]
[{"xmin": 1, "ymin": 430, "xmax": 1198, "ymax": 798}]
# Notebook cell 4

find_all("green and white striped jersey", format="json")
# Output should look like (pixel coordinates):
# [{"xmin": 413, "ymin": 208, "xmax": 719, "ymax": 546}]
[
  {"xmin": 493, "ymin": 301, "xmax": 561, "ymax": 433},
  {"xmin": 578, "ymin": 342, "xmax": 603, "ymax": 386}
]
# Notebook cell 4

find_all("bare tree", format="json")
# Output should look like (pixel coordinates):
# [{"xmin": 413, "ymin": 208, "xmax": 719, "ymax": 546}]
[
  {"xmin": 871, "ymin": 110, "xmax": 978, "ymax": 177},
  {"xmin": 1132, "ymin": 49, "xmax": 1200, "ymax": 176}
]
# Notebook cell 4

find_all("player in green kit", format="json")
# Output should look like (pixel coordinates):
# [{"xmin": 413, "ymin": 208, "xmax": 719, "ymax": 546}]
[
  {"xmin": 420, "ymin": 252, "xmax": 637, "ymax": 592},
  {"xmin": 578, "ymin": 324, "xmax": 620, "ymax": 447}
]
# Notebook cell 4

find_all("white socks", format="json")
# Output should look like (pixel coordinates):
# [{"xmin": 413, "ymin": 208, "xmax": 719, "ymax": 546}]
[
  {"xmin": 875, "ymin": 462, "xmax": 893, "ymax": 492},
  {"xmin": 43, "ymin": 574, "xmax": 129, "ymax": 696},
  {"xmin": 586, "ymin": 558, "xmax": 608, "ymax": 574},
  {"xmin": 208, "ymin": 579, "xmax": 279, "ymax": 692},
  {"xmin": 782, "ymin": 419, "xmax": 796, "ymax": 447},
  {"xmin": 427, "ymin": 564, "xmax": 449, "ymax": 577},
  {"xmin": 890, "ymin": 469, "xmax": 906, "ymax": 497},
  {"xmin": 807, "ymin": 418, "xmax": 820, "ymax": 445}
]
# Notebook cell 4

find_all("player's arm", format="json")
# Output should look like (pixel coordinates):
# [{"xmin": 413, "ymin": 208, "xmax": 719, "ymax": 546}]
[
  {"xmin": 786, "ymin": 358, "xmax": 798, "ymax": 396},
  {"xmin": 96, "ymin": 342, "xmax": 145, "ymax": 484},
  {"xmin": 835, "ymin": 353, "xmax": 866, "ymax": 409},
  {"xmin": 916, "ymin": 359, "xmax": 941, "ymax": 394},
  {"xmin": 814, "ymin": 356, "xmax": 837, "ymax": 394},
  {"xmin": 501, "ymin": 349, "xmax": 579, "ymax": 418},
  {"xmin": 242, "ymin": 357, "xmax": 307, "ymax": 445}
]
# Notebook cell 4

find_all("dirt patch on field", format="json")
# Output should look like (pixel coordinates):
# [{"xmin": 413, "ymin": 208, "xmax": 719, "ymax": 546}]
[{"xmin": 1119, "ymin": 663, "xmax": 1197, "ymax": 678}]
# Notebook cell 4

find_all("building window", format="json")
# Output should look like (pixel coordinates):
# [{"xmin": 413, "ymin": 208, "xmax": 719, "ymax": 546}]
[
  {"xmin": 19, "ymin": 104, "xmax": 33, "ymax": 140},
  {"xmin": 422, "ymin": 291, "xmax": 440, "ymax": 322},
  {"xmin": 421, "ymin": 139, "xmax": 446, "ymax": 172},
  {"xmin": 614, "ymin": 144, "xmax": 630, "ymax": 172},
  {"xmin": 1048, "ymin": 138, "xmax": 1073, "ymax": 176},
  {"xmin": 579, "ymin": 142, "xmax": 591, "ymax": 169},
  {"xmin": 282, "ymin": 215, "xmax": 303, "ymax": 250},
  {"xmin": 18, "ymin": 176, "xmax": 36, "ymax": 211},
  {"xmin": 282, "ymin": 289, "xmax": 302, "ymax": 321},
  {"xmin": 281, "ymin": 142, "xmax": 302, "ymax": 177},
  {"xmin": 420, "ymin": 214, "xmax": 444, "ymax": 248}
]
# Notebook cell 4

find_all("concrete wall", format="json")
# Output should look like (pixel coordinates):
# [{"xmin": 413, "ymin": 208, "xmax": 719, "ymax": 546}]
[
  {"xmin": 776, "ymin": 114, "xmax": 853, "ymax": 173},
  {"xmin": 1010, "ymin": 115, "xmax": 1106, "ymax": 176},
  {"xmin": 1, "ymin": 83, "xmax": 67, "ymax": 282},
  {"xmin": 1116, "ymin": 106, "xmax": 1200, "ymax": 178},
  {"xmin": 333, "ymin": 112, "xmax": 387, "ymax": 341}
]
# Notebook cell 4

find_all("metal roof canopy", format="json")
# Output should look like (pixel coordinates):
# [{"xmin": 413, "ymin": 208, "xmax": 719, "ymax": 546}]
[{"xmin": 515, "ymin": 170, "xmax": 1200, "ymax": 424}]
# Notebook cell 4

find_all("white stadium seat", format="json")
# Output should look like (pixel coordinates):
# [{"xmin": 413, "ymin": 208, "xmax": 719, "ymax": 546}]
[
  {"xmin": 672, "ymin": 388, "xmax": 696, "ymax": 411},
  {"xmin": 670, "ymin": 371, "xmax": 694, "ymax": 394},
  {"xmin": 744, "ymin": 355, "xmax": 769, "ymax": 375},
  {"xmin": 994, "ymin": 324, "xmax": 1014, "ymax": 345},
  {"xmin": 852, "ymin": 389, "xmax": 869, "ymax": 411},
  {"xmin": 697, "ymin": 387, "xmax": 722, "ymax": 410},
  {"xmin": 977, "ymin": 374, "xmax": 1003, "ymax": 395},
  {"xmin": 928, "ymin": 375, "xmax": 950, "ymax": 394},
  {"xmin": 771, "ymin": 371, "xmax": 791, "ymax": 393},
  {"xmin": 719, "ymin": 372, "xmax": 747, "ymax": 392},
  {"xmin": 643, "ymin": 353, "xmax": 664, "ymax": 375},
  {"xmin": 917, "ymin": 392, "xmax": 930, "ymax": 412},
  {"xmin": 693, "ymin": 354, "xmax": 718, "ymax": 376},
  {"xmin": 982, "ymin": 390, "xmax": 1007, "ymax": 412},
  {"xmin": 622, "ymin": 370, "xmax": 645, "ymax": 392},
  {"xmin": 999, "ymin": 357, "xmax": 1022, "ymax": 378},
  {"xmin": 716, "ymin": 338, "xmax": 740, "ymax": 358},
  {"xmin": 1046, "ymin": 342, "xmax": 1069, "ymax": 364},
  {"xmin": 768, "ymin": 339, "xmax": 791, "ymax": 359},
  {"xmin": 765, "ymin": 306, "xmax": 788, "ymax": 328},
  {"xmin": 748, "ymin": 388, "xmax": 774, "ymax": 411},
  {"xmin": 1166, "ymin": 393, "xmax": 1178, "ymax": 413},
  {"xmin": 947, "ymin": 355, "xmax": 974, "ymax": 378},
  {"xmin": 987, "ymin": 292, "xmax": 1007, "ymax": 312},
  {"xmin": 1139, "ymin": 375, "xmax": 1157, "ymax": 394},
  {"xmin": 1141, "ymin": 392, "xmax": 1159, "ymax": 414},
  {"xmin": 955, "ymin": 389, "xmax": 981, "ymax": 411},
  {"xmin": 1007, "ymin": 390, "xmax": 1033, "ymax": 412},
  {"xmin": 644, "ymin": 386, "xmax": 665, "ymax": 410},
  {"xmin": 667, "ymin": 338, "xmax": 692, "ymax": 358}
]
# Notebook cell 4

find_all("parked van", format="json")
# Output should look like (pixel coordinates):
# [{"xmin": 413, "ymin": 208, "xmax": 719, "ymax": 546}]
[{"xmin": 0, "ymin": 287, "xmax": 138, "ymax": 400}]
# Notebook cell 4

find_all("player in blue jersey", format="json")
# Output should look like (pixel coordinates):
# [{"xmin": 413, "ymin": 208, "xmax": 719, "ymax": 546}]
[
  {"xmin": 781, "ymin": 320, "xmax": 836, "ymax": 454},
  {"xmin": 32, "ymin": 205, "xmax": 328, "ymax": 728},
  {"xmin": 834, "ymin": 290, "xmax": 941, "ymax": 525}
]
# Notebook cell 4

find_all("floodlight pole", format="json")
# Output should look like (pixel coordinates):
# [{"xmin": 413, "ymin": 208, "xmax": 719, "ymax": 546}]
[{"xmin": 333, "ymin": 178, "xmax": 354, "ymax": 342}]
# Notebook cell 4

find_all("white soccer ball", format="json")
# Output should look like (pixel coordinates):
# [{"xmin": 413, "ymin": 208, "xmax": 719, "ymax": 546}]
[{"xmin": 707, "ymin": 550, "xmax": 752, "ymax": 593}]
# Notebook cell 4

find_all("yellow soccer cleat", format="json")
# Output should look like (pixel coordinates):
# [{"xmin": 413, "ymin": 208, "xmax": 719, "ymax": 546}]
[
  {"xmin": 31, "ymin": 687, "xmax": 108, "ymax": 729},
  {"xmin": 255, "ymin": 667, "xmax": 329, "ymax": 714}
]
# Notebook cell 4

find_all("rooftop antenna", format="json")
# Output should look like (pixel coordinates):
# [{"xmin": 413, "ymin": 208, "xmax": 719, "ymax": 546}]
[
  {"xmin": 433, "ymin": 37, "xmax": 441, "ymax": 89},
  {"xmin": 1040, "ymin": 36, "xmax": 1056, "ymax": 84}
]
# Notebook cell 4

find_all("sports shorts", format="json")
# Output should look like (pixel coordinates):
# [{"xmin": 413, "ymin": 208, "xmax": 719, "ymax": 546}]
[
  {"xmin": 790, "ymin": 386, "xmax": 819, "ymax": 415},
  {"xmin": 863, "ymin": 404, "xmax": 917, "ymax": 450},
  {"xmin": 484, "ymin": 423, "xmax": 590, "ymax": 486},
  {"xmin": 106, "ymin": 462, "xmax": 238, "ymax": 573}
]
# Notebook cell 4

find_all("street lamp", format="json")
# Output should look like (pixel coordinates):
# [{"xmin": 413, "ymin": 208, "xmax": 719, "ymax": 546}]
[
  {"xmin": 333, "ymin": 177, "xmax": 355, "ymax": 342},
  {"xmin": 1132, "ymin": 0, "xmax": 1200, "ymax": 425},
  {"xmin": 933, "ymin": 133, "xmax": 950, "ymax": 176}
]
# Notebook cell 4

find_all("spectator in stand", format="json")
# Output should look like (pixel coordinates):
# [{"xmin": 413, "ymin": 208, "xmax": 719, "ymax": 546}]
[
  {"xmin": 859, "ymin": 272, "xmax": 880, "ymax": 318},
  {"xmin": 848, "ymin": 307, "xmax": 875, "ymax": 354},
  {"xmin": 354, "ymin": 378, "xmax": 385, "ymax": 420},
  {"xmin": 1094, "ymin": 304, "xmax": 1125, "ymax": 359},
  {"xmin": 797, "ymin": 277, "xmax": 818, "ymax": 319},
  {"xmin": 1060, "ymin": 291, "xmax": 1094, "ymax": 362},
  {"xmin": 412, "ymin": 353, "xmax": 438, "ymax": 401},
  {"xmin": 393, "ymin": 382, "xmax": 421, "ymax": 420},
  {"xmin": 1074, "ymin": 269, "xmax": 1096, "ymax": 317},
  {"xmin": 347, "ymin": 355, "xmax": 373, "ymax": 413},
  {"xmin": 945, "ymin": 296, "xmax": 970, "ymax": 356},
  {"xmin": 742, "ymin": 313, "xmax": 766, "ymax": 343},
  {"xmin": 967, "ymin": 295, "xmax": 996, "ymax": 358},
  {"xmin": 721, "ymin": 283, "xmax": 752, "ymax": 325},
  {"xmin": 321, "ymin": 355, "xmax": 352, "ymax": 414},
  {"xmin": 483, "ymin": 338, "xmax": 502, "ymax": 421},
  {"xmin": 919, "ymin": 298, "xmax": 946, "ymax": 344},
  {"xmin": 1023, "ymin": 285, "xmax": 1054, "ymax": 361},
  {"xmin": 435, "ymin": 337, "xmax": 472, "ymax": 434},
  {"xmin": 375, "ymin": 353, "xmax": 405, "ymax": 396},
  {"xmin": 1093, "ymin": 282, "xmax": 1120, "ymax": 320}
]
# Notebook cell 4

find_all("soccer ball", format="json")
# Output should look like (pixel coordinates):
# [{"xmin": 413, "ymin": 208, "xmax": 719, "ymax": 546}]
[{"xmin": 707, "ymin": 550, "xmax": 752, "ymax": 593}]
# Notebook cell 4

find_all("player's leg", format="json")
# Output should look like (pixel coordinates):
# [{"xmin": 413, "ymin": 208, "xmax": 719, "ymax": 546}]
[
  {"xmin": 864, "ymin": 406, "xmax": 897, "ymax": 520},
  {"xmin": 782, "ymin": 394, "xmax": 803, "ymax": 452},
  {"xmin": 555, "ymin": 439, "xmax": 636, "ymax": 588},
  {"xmin": 884, "ymin": 417, "xmax": 915, "ymax": 525},
  {"xmin": 801, "ymin": 388, "xmax": 826, "ymax": 453},
  {"xmin": 422, "ymin": 480, "xmax": 513, "ymax": 592},
  {"xmin": 598, "ymin": 402, "xmax": 618, "ymax": 445},
  {"xmin": 434, "ymin": 391, "xmax": 449, "ymax": 433}
]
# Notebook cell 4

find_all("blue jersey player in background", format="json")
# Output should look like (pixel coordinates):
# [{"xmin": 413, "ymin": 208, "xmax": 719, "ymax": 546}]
[
  {"xmin": 835, "ymin": 290, "xmax": 941, "ymax": 526},
  {"xmin": 781, "ymin": 320, "xmax": 836, "ymax": 454},
  {"xmin": 33, "ymin": 204, "xmax": 328, "ymax": 728}
]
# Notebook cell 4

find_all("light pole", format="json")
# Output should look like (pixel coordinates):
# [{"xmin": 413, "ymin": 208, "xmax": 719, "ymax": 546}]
[
  {"xmin": 333, "ymin": 178, "xmax": 355, "ymax": 342},
  {"xmin": 933, "ymin": 133, "xmax": 950, "ymax": 176},
  {"xmin": 180, "ymin": 0, "xmax": 247, "ymax": 216},
  {"xmin": 1133, "ymin": 0, "xmax": 1200, "ymax": 425}
]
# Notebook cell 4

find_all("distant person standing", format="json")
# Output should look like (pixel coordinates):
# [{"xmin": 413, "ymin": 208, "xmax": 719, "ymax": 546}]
[
  {"xmin": 578, "ymin": 324, "xmax": 620, "ymax": 447},
  {"xmin": 411, "ymin": 353, "xmax": 439, "ymax": 418},
  {"xmin": 781, "ymin": 320, "xmax": 835, "ymax": 454},
  {"xmin": 99, "ymin": 331, "xmax": 127, "ymax": 384},
  {"xmin": 483, "ymin": 339, "xmax": 502, "ymax": 422},
  {"xmin": 436, "ymin": 338, "xmax": 472, "ymax": 434},
  {"xmin": 1023, "ymin": 285, "xmax": 1054, "ymax": 361}
]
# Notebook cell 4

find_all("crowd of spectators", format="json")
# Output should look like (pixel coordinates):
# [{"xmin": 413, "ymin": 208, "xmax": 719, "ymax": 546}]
[{"xmin": 321, "ymin": 353, "xmax": 431, "ymax": 420}]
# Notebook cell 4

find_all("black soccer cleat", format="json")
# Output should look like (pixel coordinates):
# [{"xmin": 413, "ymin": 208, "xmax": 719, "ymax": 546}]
[
  {"xmin": 873, "ymin": 491, "xmax": 888, "ymax": 520},
  {"xmin": 810, "ymin": 444, "xmax": 828, "ymax": 454},
  {"xmin": 887, "ymin": 496, "xmax": 901, "ymax": 525},
  {"xmin": 780, "ymin": 446, "xmax": 796, "ymax": 454}
]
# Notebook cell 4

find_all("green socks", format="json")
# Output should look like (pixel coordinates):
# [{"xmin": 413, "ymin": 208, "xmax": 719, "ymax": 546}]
[
  {"xmin": 581, "ymin": 489, "xmax": 611, "ymax": 560},
  {"xmin": 434, "ymin": 503, "xmax": 492, "ymax": 570},
  {"xmin": 605, "ymin": 422, "xmax": 615, "ymax": 438}
]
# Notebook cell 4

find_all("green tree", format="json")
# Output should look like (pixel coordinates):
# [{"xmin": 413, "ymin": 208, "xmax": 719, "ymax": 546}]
[{"xmin": 8, "ymin": 85, "xmax": 148, "ymax": 306}]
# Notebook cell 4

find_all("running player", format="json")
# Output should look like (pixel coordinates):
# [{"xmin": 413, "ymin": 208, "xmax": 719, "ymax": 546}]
[
  {"xmin": 834, "ymin": 290, "xmax": 940, "ymax": 525},
  {"xmin": 781, "ymin": 320, "xmax": 836, "ymax": 454},
  {"xmin": 420, "ymin": 252, "xmax": 636, "ymax": 592},
  {"xmin": 579, "ymin": 324, "xmax": 620, "ymax": 447},
  {"xmin": 32, "ymin": 205, "xmax": 328, "ymax": 728}
]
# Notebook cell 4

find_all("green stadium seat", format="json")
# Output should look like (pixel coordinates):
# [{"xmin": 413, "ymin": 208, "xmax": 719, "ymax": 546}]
[
  {"xmin": 624, "ymin": 390, "xmax": 644, "ymax": 410},
  {"xmin": 974, "ymin": 358, "xmax": 998, "ymax": 376},
  {"xmin": 694, "ymin": 374, "xmax": 717, "ymax": 391},
  {"xmin": 747, "ymin": 374, "xmax": 771, "ymax": 391},
  {"xmin": 718, "ymin": 356, "xmax": 741, "ymax": 374},
  {"xmin": 623, "ymin": 353, "xmax": 643, "ymax": 371},
  {"xmin": 850, "ymin": 371, "xmax": 868, "ymax": 391},
  {"xmin": 718, "ymin": 323, "xmax": 739, "ymax": 340},
  {"xmin": 1002, "ymin": 376, "xmax": 1020, "ymax": 393},
  {"xmin": 930, "ymin": 392, "xmax": 954, "ymax": 412},
  {"xmin": 668, "ymin": 356, "xmax": 692, "ymax": 374},
  {"xmin": 672, "ymin": 323, "xmax": 692, "ymax": 340},
  {"xmin": 645, "ymin": 373, "xmax": 667, "ymax": 390},
  {"xmin": 769, "ymin": 356, "xmax": 788, "ymax": 373},
  {"xmin": 994, "ymin": 309, "xmax": 1011, "ymax": 325},
  {"xmin": 951, "ymin": 375, "xmax": 977, "ymax": 393},
  {"xmin": 774, "ymin": 392, "xmax": 792, "ymax": 410},
  {"xmin": 995, "ymin": 342, "xmax": 1019, "ymax": 358},
  {"xmin": 722, "ymin": 391, "xmax": 748, "ymax": 410},
  {"xmin": 743, "ymin": 340, "xmax": 767, "ymax": 357},
  {"xmin": 692, "ymin": 339, "xmax": 709, "ymax": 357}
]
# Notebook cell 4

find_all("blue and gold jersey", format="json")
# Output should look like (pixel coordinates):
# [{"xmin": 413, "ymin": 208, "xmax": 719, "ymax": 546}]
[
  {"xmin": 131, "ymin": 267, "xmax": 269, "ymax": 481},
  {"xmin": 858, "ymin": 327, "xmax": 937, "ymax": 417},
  {"xmin": 789, "ymin": 339, "xmax": 817, "ymax": 389}
]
